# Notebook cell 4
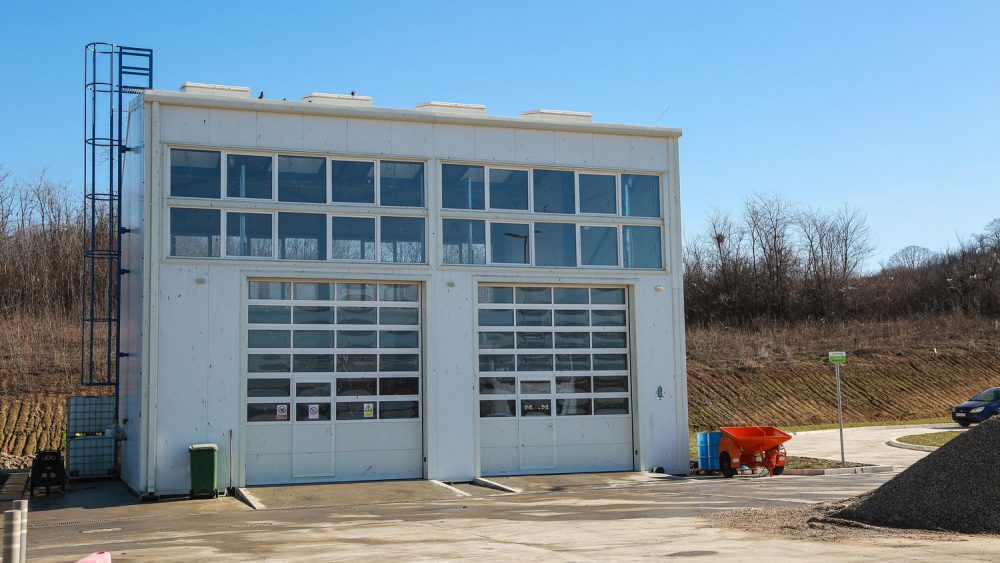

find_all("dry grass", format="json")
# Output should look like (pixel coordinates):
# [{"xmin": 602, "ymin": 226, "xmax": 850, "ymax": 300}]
[{"xmin": 896, "ymin": 430, "xmax": 964, "ymax": 448}]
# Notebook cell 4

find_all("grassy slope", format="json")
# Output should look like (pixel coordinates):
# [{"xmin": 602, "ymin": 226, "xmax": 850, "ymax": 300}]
[
  {"xmin": 1, "ymin": 314, "xmax": 998, "ymax": 457},
  {"xmin": 896, "ymin": 431, "xmax": 964, "ymax": 447}
]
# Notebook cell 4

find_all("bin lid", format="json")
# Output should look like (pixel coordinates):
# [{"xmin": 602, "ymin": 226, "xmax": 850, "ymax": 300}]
[{"xmin": 189, "ymin": 443, "xmax": 218, "ymax": 451}]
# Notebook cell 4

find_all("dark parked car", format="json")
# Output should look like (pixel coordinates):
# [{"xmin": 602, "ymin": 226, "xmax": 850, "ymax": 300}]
[{"xmin": 952, "ymin": 387, "xmax": 1000, "ymax": 427}]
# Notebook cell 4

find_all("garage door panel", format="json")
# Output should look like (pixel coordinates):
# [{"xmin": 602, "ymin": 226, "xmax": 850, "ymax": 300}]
[
  {"xmin": 293, "ymin": 452, "xmax": 335, "ymax": 477},
  {"xmin": 246, "ymin": 425, "xmax": 293, "ymax": 454},
  {"xmin": 519, "ymin": 446, "xmax": 556, "ymax": 470},
  {"xmin": 554, "ymin": 417, "xmax": 632, "ymax": 446},
  {"xmin": 335, "ymin": 420, "xmax": 421, "ymax": 452},
  {"xmin": 480, "ymin": 447, "xmax": 518, "ymax": 474},
  {"xmin": 246, "ymin": 453, "xmax": 292, "ymax": 485},
  {"xmin": 519, "ymin": 418, "xmax": 555, "ymax": 447},
  {"xmin": 293, "ymin": 425, "xmax": 333, "ymax": 454},
  {"xmin": 480, "ymin": 419, "xmax": 518, "ymax": 448},
  {"xmin": 335, "ymin": 449, "xmax": 423, "ymax": 480},
  {"xmin": 555, "ymin": 443, "xmax": 633, "ymax": 471}
]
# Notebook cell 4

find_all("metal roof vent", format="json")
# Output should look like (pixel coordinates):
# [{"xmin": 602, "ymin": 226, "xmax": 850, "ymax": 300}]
[
  {"xmin": 301, "ymin": 92, "xmax": 373, "ymax": 107},
  {"xmin": 179, "ymin": 82, "xmax": 251, "ymax": 98},
  {"xmin": 415, "ymin": 101, "xmax": 487, "ymax": 116},
  {"xmin": 520, "ymin": 109, "xmax": 593, "ymax": 123}
]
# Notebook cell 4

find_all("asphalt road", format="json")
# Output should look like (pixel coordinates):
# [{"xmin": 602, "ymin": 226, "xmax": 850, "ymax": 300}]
[{"xmin": 788, "ymin": 423, "xmax": 962, "ymax": 468}]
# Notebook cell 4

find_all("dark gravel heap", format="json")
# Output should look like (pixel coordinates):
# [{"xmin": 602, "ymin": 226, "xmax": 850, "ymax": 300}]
[{"xmin": 833, "ymin": 417, "xmax": 1000, "ymax": 534}]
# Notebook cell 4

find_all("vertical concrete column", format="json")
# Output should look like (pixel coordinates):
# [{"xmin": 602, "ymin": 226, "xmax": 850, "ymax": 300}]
[
  {"xmin": 12, "ymin": 500, "xmax": 27, "ymax": 563},
  {"xmin": 2, "ymin": 509, "xmax": 21, "ymax": 563}
]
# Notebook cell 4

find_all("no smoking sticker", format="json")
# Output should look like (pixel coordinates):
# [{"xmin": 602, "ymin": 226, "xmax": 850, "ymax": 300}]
[
  {"xmin": 276, "ymin": 404, "xmax": 288, "ymax": 421},
  {"xmin": 308, "ymin": 404, "xmax": 319, "ymax": 420}
]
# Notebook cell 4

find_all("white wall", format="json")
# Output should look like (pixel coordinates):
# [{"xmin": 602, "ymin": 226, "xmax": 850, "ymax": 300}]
[{"xmin": 144, "ymin": 100, "xmax": 686, "ymax": 491}]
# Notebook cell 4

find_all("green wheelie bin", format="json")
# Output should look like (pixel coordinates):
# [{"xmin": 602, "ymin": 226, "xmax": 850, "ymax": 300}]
[{"xmin": 189, "ymin": 443, "xmax": 219, "ymax": 499}]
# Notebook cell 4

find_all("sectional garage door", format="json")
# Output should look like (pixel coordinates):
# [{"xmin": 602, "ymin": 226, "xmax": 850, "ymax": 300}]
[
  {"xmin": 477, "ymin": 285, "xmax": 633, "ymax": 475},
  {"xmin": 243, "ymin": 280, "xmax": 422, "ymax": 485}
]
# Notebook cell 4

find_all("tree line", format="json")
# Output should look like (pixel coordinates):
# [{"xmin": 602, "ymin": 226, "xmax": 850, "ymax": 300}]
[{"xmin": 684, "ymin": 193, "xmax": 1000, "ymax": 325}]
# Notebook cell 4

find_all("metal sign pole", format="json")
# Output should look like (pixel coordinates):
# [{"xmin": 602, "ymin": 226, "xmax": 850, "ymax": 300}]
[{"xmin": 836, "ymin": 363, "xmax": 845, "ymax": 467}]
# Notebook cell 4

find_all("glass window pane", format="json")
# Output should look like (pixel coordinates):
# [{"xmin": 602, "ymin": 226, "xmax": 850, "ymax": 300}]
[
  {"xmin": 380, "ymin": 217, "xmax": 425, "ymax": 263},
  {"xmin": 556, "ymin": 398, "xmax": 592, "ymax": 416},
  {"xmin": 553, "ymin": 288, "xmax": 588, "ymax": 304},
  {"xmin": 278, "ymin": 155, "xmax": 326, "ymax": 203},
  {"xmin": 247, "ymin": 403, "xmax": 290, "ymax": 422},
  {"xmin": 336, "ymin": 378, "xmax": 377, "ymax": 396},
  {"xmin": 379, "ymin": 377, "xmax": 419, "ymax": 395},
  {"xmin": 556, "ymin": 375, "xmax": 590, "ymax": 393},
  {"xmin": 247, "ymin": 378, "xmax": 290, "ymax": 397},
  {"xmin": 479, "ymin": 377, "xmax": 515, "ymax": 394},
  {"xmin": 337, "ymin": 354, "xmax": 377, "ymax": 372},
  {"xmin": 592, "ymin": 332, "xmax": 627, "ymax": 349},
  {"xmin": 480, "ymin": 399, "xmax": 516, "ymax": 417},
  {"xmin": 516, "ymin": 309, "xmax": 552, "ymax": 326},
  {"xmin": 293, "ymin": 354, "xmax": 335, "ymax": 372},
  {"xmin": 170, "ymin": 208, "xmax": 220, "ymax": 257},
  {"xmin": 442, "ymin": 164, "xmax": 485, "ymax": 210},
  {"xmin": 594, "ymin": 397, "xmax": 630, "ymax": 415},
  {"xmin": 337, "ymin": 401, "xmax": 376, "ymax": 420},
  {"xmin": 278, "ymin": 213, "xmax": 326, "ymax": 260},
  {"xmin": 380, "ymin": 307, "xmax": 419, "ymax": 325},
  {"xmin": 338, "ymin": 307, "xmax": 377, "ymax": 324},
  {"xmin": 593, "ymin": 376, "xmax": 629, "ymax": 393},
  {"xmin": 533, "ymin": 169, "xmax": 575, "ymax": 213},
  {"xmin": 293, "ymin": 330, "xmax": 334, "ymax": 348},
  {"xmin": 379, "ymin": 354, "xmax": 420, "ymax": 371},
  {"xmin": 337, "ymin": 283, "xmax": 377, "ymax": 301},
  {"xmin": 248, "ymin": 305, "xmax": 290, "ymax": 324},
  {"xmin": 579, "ymin": 174, "xmax": 616, "ymax": 214},
  {"xmin": 380, "ymin": 330, "xmax": 419, "ymax": 348},
  {"xmin": 294, "ymin": 282, "xmax": 333, "ymax": 301},
  {"xmin": 442, "ymin": 219, "xmax": 486, "ymax": 265},
  {"xmin": 479, "ymin": 309, "xmax": 514, "ymax": 326},
  {"xmin": 621, "ymin": 174, "xmax": 660, "ymax": 217},
  {"xmin": 331, "ymin": 216, "xmax": 375, "ymax": 261},
  {"xmin": 515, "ymin": 287, "xmax": 551, "ymax": 304},
  {"xmin": 249, "ymin": 281, "xmax": 289, "ymax": 300},
  {"xmin": 380, "ymin": 161, "xmax": 424, "ymax": 207},
  {"xmin": 296, "ymin": 402, "xmax": 331, "ymax": 421},
  {"xmin": 479, "ymin": 354, "xmax": 515, "ymax": 372},
  {"xmin": 226, "ymin": 212, "xmax": 272, "ymax": 257},
  {"xmin": 489, "ymin": 169, "xmax": 528, "ymax": 210},
  {"xmin": 591, "ymin": 288, "xmax": 626, "ymax": 304},
  {"xmin": 295, "ymin": 382, "xmax": 330, "ymax": 397},
  {"xmin": 554, "ymin": 310, "xmax": 589, "ymax": 326},
  {"xmin": 227, "ymin": 154, "xmax": 272, "ymax": 199},
  {"xmin": 517, "ymin": 354, "xmax": 553, "ymax": 371},
  {"xmin": 521, "ymin": 399, "xmax": 551, "ymax": 416},
  {"xmin": 554, "ymin": 332, "xmax": 590, "ymax": 348},
  {"xmin": 331, "ymin": 160, "xmax": 375, "ymax": 203},
  {"xmin": 520, "ymin": 380, "xmax": 551, "ymax": 394},
  {"xmin": 516, "ymin": 332, "xmax": 552, "ymax": 349},
  {"xmin": 248, "ymin": 330, "xmax": 290, "ymax": 349},
  {"xmin": 580, "ymin": 226, "xmax": 619, "ymax": 267},
  {"xmin": 591, "ymin": 310, "xmax": 626, "ymax": 326},
  {"xmin": 479, "ymin": 332, "xmax": 514, "ymax": 349},
  {"xmin": 556, "ymin": 354, "xmax": 592, "ymax": 371},
  {"xmin": 379, "ymin": 400, "xmax": 419, "ymax": 419},
  {"xmin": 623, "ymin": 226, "xmax": 663, "ymax": 269},
  {"xmin": 478, "ymin": 286, "xmax": 513, "ymax": 304},
  {"xmin": 248, "ymin": 354, "xmax": 290, "ymax": 372},
  {"xmin": 490, "ymin": 223, "xmax": 530, "ymax": 264},
  {"xmin": 593, "ymin": 354, "xmax": 628, "ymax": 371},
  {"xmin": 337, "ymin": 330, "xmax": 377, "ymax": 348},
  {"xmin": 293, "ymin": 306, "xmax": 334, "ymax": 324},
  {"xmin": 534, "ymin": 223, "xmax": 577, "ymax": 267},
  {"xmin": 171, "ymin": 149, "xmax": 220, "ymax": 198},
  {"xmin": 380, "ymin": 284, "xmax": 419, "ymax": 302}
]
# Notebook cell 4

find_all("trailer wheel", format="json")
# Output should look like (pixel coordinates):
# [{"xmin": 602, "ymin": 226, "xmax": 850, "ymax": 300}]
[
  {"xmin": 719, "ymin": 453, "xmax": 735, "ymax": 478},
  {"xmin": 772, "ymin": 466, "xmax": 784, "ymax": 476}
]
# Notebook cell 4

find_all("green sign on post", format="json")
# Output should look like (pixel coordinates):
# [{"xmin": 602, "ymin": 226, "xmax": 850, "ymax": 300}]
[{"xmin": 828, "ymin": 351, "xmax": 847, "ymax": 364}]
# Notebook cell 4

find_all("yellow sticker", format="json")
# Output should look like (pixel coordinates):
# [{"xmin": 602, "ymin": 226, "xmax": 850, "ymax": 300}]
[{"xmin": 363, "ymin": 403, "xmax": 374, "ymax": 418}]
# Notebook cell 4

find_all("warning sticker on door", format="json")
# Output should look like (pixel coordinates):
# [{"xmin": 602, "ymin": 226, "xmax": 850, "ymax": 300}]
[
  {"xmin": 276, "ymin": 404, "xmax": 288, "ymax": 421},
  {"xmin": 363, "ymin": 403, "xmax": 375, "ymax": 418},
  {"xmin": 307, "ymin": 404, "xmax": 319, "ymax": 420}
]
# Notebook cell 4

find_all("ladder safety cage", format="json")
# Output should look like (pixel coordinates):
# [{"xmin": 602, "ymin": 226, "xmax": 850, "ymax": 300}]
[{"xmin": 81, "ymin": 42, "xmax": 153, "ymax": 388}]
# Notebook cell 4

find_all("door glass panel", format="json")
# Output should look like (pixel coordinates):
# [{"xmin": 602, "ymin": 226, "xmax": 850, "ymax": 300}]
[
  {"xmin": 336, "ymin": 378, "xmax": 377, "ymax": 396},
  {"xmin": 293, "ymin": 306, "xmax": 334, "ymax": 324},
  {"xmin": 380, "ymin": 284, "xmax": 419, "ymax": 302},
  {"xmin": 247, "ymin": 403, "xmax": 290, "ymax": 422},
  {"xmin": 380, "ymin": 161, "xmax": 424, "ymax": 207},
  {"xmin": 556, "ymin": 398, "xmax": 593, "ymax": 416},
  {"xmin": 226, "ymin": 212, "xmax": 272, "ymax": 257},
  {"xmin": 593, "ymin": 354, "xmax": 628, "ymax": 370},
  {"xmin": 379, "ymin": 330, "xmax": 419, "ymax": 348},
  {"xmin": 553, "ymin": 287, "xmax": 588, "ymax": 304},
  {"xmin": 594, "ymin": 398, "xmax": 629, "ymax": 415},
  {"xmin": 337, "ymin": 307, "xmax": 377, "ymax": 324},
  {"xmin": 337, "ymin": 354, "xmax": 377, "ymax": 372},
  {"xmin": 337, "ymin": 283, "xmax": 377, "ymax": 301},
  {"xmin": 331, "ymin": 217, "xmax": 376, "ymax": 261},
  {"xmin": 249, "ymin": 281, "xmax": 289, "ymax": 300},
  {"xmin": 379, "ymin": 377, "xmax": 419, "ymax": 395},
  {"xmin": 171, "ymin": 149, "xmax": 221, "ymax": 198},
  {"xmin": 337, "ymin": 330, "xmax": 377, "ymax": 348},
  {"xmin": 555, "ymin": 354, "xmax": 592, "ymax": 371},
  {"xmin": 515, "ymin": 287, "xmax": 552, "ymax": 304},
  {"xmin": 479, "ymin": 309, "xmax": 514, "ymax": 326},
  {"xmin": 278, "ymin": 156, "xmax": 326, "ymax": 203},
  {"xmin": 621, "ymin": 174, "xmax": 660, "ymax": 217},
  {"xmin": 591, "ymin": 310, "xmax": 626, "ymax": 326},
  {"xmin": 479, "ymin": 355, "xmax": 515, "ymax": 372},
  {"xmin": 489, "ymin": 169, "xmax": 528, "ymax": 210},
  {"xmin": 248, "ymin": 305, "xmax": 290, "ymax": 324},
  {"xmin": 247, "ymin": 378, "xmax": 290, "ymax": 397},
  {"xmin": 579, "ymin": 174, "xmax": 616, "ymax": 214},
  {"xmin": 294, "ymin": 283, "xmax": 333, "ymax": 301},
  {"xmin": 380, "ymin": 400, "xmax": 420, "ymax": 419},
  {"xmin": 296, "ymin": 382, "xmax": 331, "ymax": 397},
  {"xmin": 296, "ymin": 403, "xmax": 332, "ymax": 421},
  {"xmin": 293, "ymin": 330, "xmax": 334, "ymax": 348},
  {"xmin": 532, "ymin": 169, "xmax": 574, "ymax": 213},
  {"xmin": 517, "ymin": 354, "xmax": 553, "ymax": 371},
  {"xmin": 480, "ymin": 400, "xmax": 517, "ymax": 417},
  {"xmin": 478, "ymin": 286, "xmax": 513, "ymax": 304},
  {"xmin": 520, "ymin": 380, "xmax": 551, "ymax": 394},
  {"xmin": 379, "ymin": 307, "xmax": 419, "ymax": 325},
  {"xmin": 554, "ymin": 332, "xmax": 589, "ymax": 348},
  {"xmin": 379, "ymin": 354, "xmax": 419, "ymax": 372},
  {"xmin": 556, "ymin": 376, "xmax": 591, "ymax": 393},
  {"xmin": 593, "ymin": 376, "xmax": 629, "ymax": 393},
  {"xmin": 580, "ymin": 226, "xmax": 619, "ymax": 267},
  {"xmin": 336, "ymin": 402, "xmax": 376, "ymax": 420},
  {"xmin": 479, "ymin": 332, "xmax": 514, "ymax": 349},
  {"xmin": 227, "ymin": 154, "xmax": 272, "ymax": 199},
  {"xmin": 591, "ymin": 288, "xmax": 626, "ymax": 304},
  {"xmin": 516, "ymin": 332, "xmax": 552, "ymax": 349},
  {"xmin": 592, "ymin": 332, "xmax": 627, "ymax": 349},
  {"xmin": 292, "ymin": 354, "xmax": 335, "ymax": 372},
  {"xmin": 520, "ymin": 399, "xmax": 551, "ymax": 416},
  {"xmin": 331, "ymin": 160, "xmax": 375, "ymax": 203},
  {"xmin": 479, "ymin": 377, "xmax": 515, "ymax": 394},
  {"xmin": 554, "ymin": 310, "xmax": 589, "ymax": 326},
  {"xmin": 516, "ymin": 310, "xmax": 552, "ymax": 326},
  {"xmin": 442, "ymin": 164, "xmax": 485, "ymax": 210},
  {"xmin": 248, "ymin": 330, "xmax": 290, "ymax": 348},
  {"xmin": 534, "ymin": 223, "xmax": 577, "ymax": 267},
  {"xmin": 248, "ymin": 354, "xmax": 290, "ymax": 372}
]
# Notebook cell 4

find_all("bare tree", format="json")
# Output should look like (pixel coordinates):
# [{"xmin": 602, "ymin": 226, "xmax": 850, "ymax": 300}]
[{"xmin": 886, "ymin": 245, "xmax": 934, "ymax": 270}]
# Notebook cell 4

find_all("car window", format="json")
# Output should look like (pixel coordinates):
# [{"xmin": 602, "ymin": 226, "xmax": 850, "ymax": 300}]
[{"xmin": 970, "ymin": 389, "xmax": 1000, "ymax": 402}]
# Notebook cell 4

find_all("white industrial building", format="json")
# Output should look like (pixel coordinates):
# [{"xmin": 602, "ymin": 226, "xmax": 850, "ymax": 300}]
[{"xmin": 118, "ymin": 83, "xmax": 688, "ymax": 495}]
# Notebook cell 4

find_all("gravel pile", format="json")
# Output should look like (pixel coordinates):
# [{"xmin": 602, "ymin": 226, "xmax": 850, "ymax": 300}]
[
  {"xmin": 0, "ymin": 452, "xmax": 33, "ymax": 470},
  {"xmin": 833, "ymin": 417, "xmax": 1000, "ymax": 534}
]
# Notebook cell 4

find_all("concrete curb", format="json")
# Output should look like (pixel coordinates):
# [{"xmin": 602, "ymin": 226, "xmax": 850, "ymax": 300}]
[
  {"xmin": 234, "ymin": 487, "xmax": 266, "ymax": 510},
  {"xmin": 783, "ymin": 465, "xmax": 894, "ymax": 476},
  {"xmin": 886, "ymin": 439, "xmax": 938, "ymax": 452},
  {"xmin": 472, "ymin": 478, "xmax": 520, "ymax": 494},
  {"xmin": 430, "ymin": 480, "xmax": 472, "ymax": 497},
  {"xmin": 787, "ymin": 423, "xmax": 959, "ymax": 436}
]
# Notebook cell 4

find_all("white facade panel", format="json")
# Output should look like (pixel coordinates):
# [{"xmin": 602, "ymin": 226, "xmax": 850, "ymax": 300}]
[
  {"xmin": 160, "ymin": 105, "xmax": 209, "ymax": 145},
  {"xmin": 629, "ymin": 136, "xmax": 670, "ymax": 170},
  {"xmin": 301, "ymin": 115, "xmax": 349, "ymax": 152},
  {"xmin": 208, "ymin": 108, "xmax": 257, "ymax": 148},
  {"xmin": 514, "ymin": 129, "xmax": 556, "ymax": 164},
  {"xmin": 347, "ymin": 118, "xmax": 392, "ymax": 155},
  {"xmin": 256, "ymin": 112, "xmax": 304, "ymax": 151},
  {"xmin": 433, "ymin": 124, "xmax": 476, "ymax": 160},
  {"xmin": 553, "ymin": 132, "xmax": 594, "ymax": 167},
  {"xmin": 390, "ymin": 122, "xmax": 434, "ymax": 157},
  {"xmin": 592, "ymin": 133, "xmax": 631, "ymax": 169},
  {"xmin": 474, "ymin": 127, "xmax": 517, "ymax": 162}
]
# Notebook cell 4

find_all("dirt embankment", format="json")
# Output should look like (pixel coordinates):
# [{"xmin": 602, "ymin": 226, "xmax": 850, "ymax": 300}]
[{"xmin": 687, "ymin": 315, "xmax": 1000, "ymax": 430}]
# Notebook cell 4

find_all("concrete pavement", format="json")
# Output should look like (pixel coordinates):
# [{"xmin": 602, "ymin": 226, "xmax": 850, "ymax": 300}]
[{"xmin": 788, "ymin": 423, "xmax": 963, "ymax": 469}]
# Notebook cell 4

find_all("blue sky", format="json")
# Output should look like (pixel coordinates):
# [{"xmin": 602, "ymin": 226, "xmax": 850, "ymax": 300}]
[{"xmin": 2, "ymin": 1, "xmax": 998, "ymax": 265}]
